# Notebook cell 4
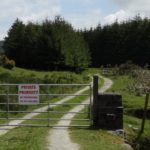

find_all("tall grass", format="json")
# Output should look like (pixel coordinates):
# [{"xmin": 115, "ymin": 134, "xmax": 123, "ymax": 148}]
[{"xmin": 0, "ymin": 67, "xmax": 91, "ymax": 124}]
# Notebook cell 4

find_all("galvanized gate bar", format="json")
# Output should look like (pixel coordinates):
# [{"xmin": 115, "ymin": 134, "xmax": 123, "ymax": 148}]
[
  {"xmin": 0, "ymin": 118, "xmax": 90, "ymax": 121},
  {"xmin": 0, "ymin": 83, "xmax": 92, "ymax": 127},
  {"xmin": 0, "ymin": 103, "xmax": 90, "ymax": 105},
  {"xmin": 0, "ymin": 84, "xmax": 90, "ymax": 86},
  {"xmin": 0, "ymin": 94, "xmax": 89, "ymax": 96}
]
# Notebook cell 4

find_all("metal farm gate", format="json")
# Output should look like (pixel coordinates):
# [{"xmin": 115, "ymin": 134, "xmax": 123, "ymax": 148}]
[{"xmin": 0, "ymin": 83, "xmax": 92, "ymax": 127}]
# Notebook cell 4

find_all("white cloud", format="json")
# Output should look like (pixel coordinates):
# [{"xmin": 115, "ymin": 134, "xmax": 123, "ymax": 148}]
[
  {"xmin": 1, "ymin": 0, "xmax": 150, "ymax": 40},
  {"xmin": 111, "ymin": 0, "xmax": 150, "ymax": 15},
  {"xmin": 104, "ymin": 0, "xmax": 150, "ymax": 25},
  {"xmin": 104, "ymin": 10, "xmax": 131, "ymax": 24},
  {"xmin": 0, "ymin": 0, "xmax": 61, "ymax": 40},
  {"xmin": 18, "ymin": 0, "xmax": 61, "ymax": 23},
  {"xmin": 20, "ymin": 6, "xmax": 61, "ymax": 23},
  {"xmin": 77, "ymin": 0, "xmax": 93, "ymax": 4},
  {"xmin": 65, "ymin": 9, "xmax": 102, "ymax": 29}
]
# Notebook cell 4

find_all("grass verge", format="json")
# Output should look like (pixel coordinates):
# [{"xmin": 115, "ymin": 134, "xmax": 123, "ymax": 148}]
[
  {"xmin": 70, "ymin": 115, "xmax": 127, "ymax": 150},
  {"xmin": 106, "ymin": 74, "xmax": 150, "ymax": 150},
  {"xmin": 70, "ymin": 76, "xmax": 127, "ymax": 150}
]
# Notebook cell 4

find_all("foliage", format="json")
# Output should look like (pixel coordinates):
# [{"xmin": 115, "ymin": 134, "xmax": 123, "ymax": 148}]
[
  {"xmin": 128, "ymin": 69, "xmax": 150, "ymax": 95},
  {"xmin": 0, "ymin": 55, "xmax": 15, "ymax": 69},
  {"xmin": 3, "ymin": 15, "xmax": 150, "ymax": 69},
  {"xmin": 116, "ymin": 61, "xmax": 141, "ymax": 75},
  {"xmin": 83, "ymin": 16, "xmax": 150, "ymax": 67},
  {"xmin": 3, "ymin": 17, "xmax": 90, "ymax": 72},
  {"xmin": 0, "ymin": 41, "xmax": 4, "ymax": 54}
]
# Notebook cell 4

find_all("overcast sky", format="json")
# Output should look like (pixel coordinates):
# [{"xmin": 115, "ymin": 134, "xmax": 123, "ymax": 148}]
[{"xmin": 1, "ymin": 0, "xmax": 150, "ymax": 40}]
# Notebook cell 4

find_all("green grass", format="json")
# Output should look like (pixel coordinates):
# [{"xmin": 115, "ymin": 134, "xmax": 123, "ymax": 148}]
[
  {"xmin": 0, "ymin": 66, "xmax": 90, "ymax": 84},
  {"xmin": 70, "ymin": 127, "xmax": 127, "ymax": 150},
  {"xmin": 24, "ymin": 94, "xmax": 89, "ymax": 126},
  {"xmin": 108, "ymin": 75, "xmax": 147, "ymax": 108},
  {"xmin": 0, "ymin": 66, "xmax": 92, "ymax": 125},
  {"xmin": 70, "ymin": 107, "xmax": 128, "ymax": 150},
  {"xmin": 70, "ymin": 76, "xmax": 127, "ymax": 150},
  {"xmin": 2, "ymin": 67, "xmax": 148, "ymax": 149},
  {"xmin": 70, "ymin": 72, "xmax": 150, "ymax": 150},
  {"xmin": 0, "ymin": 67, "xmax": 95, "ymax": 150},
  {"xmin": 0, "ymin": 127, "xmax": 48, "ymax": 150},
  {"xmin": 106, "ymin": 74, "xmax": 150, "ymax": 149},
  {"xmin": 0, "ymin": 67, "xmax": 102, "ymax": 150},
  {"xmin": 0, "ymin": 93, "xmax": 89, "ymax": 150}
]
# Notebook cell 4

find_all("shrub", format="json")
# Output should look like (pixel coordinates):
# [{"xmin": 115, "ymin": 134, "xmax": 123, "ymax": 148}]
[
  {"xmin": 118, "ymin": 60, "xmax": 140, "ymax": 75},
  {"xmin": 3, "ymin": 59, "xmax": 15, "ymax": 70},
  {"xmin": 1, "ymin": 55, "xmax": 15, "ymax": 70}
]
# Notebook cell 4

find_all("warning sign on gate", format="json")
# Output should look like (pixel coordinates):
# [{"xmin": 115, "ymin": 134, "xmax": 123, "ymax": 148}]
[{"xmin": 18, "ymin": 84, "xmax": 39, "ymax": 105}]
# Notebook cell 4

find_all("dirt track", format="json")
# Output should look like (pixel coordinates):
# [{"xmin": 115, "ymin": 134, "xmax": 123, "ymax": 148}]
[
  {"xmin": 47, "ymin": 76, "xmax": 113, "ymax": 150},
  {"xmin": 0, "ymin": 83, "xmax": 90, "ymax": 136}
]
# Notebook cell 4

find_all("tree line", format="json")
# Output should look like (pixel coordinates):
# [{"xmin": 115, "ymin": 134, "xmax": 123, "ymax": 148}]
[
  {"xmin": 3, "ymin": 15, "xmax": 150, "ymax": 71},
  {"xmin": 3, "ymin": 17, "xmax": 90, "ymax": 72},
  {"xmin": 83, "ymin": 16, "xmax": 150, "ymax": 67}
]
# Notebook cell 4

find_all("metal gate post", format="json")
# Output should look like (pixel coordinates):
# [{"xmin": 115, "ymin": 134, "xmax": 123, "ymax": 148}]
[
  {"xmin": 48, "ymin": 102, "xmax": 50, "ymax": 127},
  {"xmin": 48, "ymin": 85, "xmax": 50, "ymax": 127},
  {"xmin": 7, "ymin": 86, "xmax": 10, "ymax": 125},
  {"xmin": 93, "ymin": 75, "xmax": 99, "ymax": 126},
  {"xmin": 89, "ymin": 84, "xmax": 92, "ymax": 126},
  {"xmin": 136, "ymin": 93, "xmax": 150, "ymax": 141}
]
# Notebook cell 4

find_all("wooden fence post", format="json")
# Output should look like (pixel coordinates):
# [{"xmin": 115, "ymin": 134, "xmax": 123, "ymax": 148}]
[{"xmin": 136, "ymin": 93, "xmax": 149, "ymax": 142}]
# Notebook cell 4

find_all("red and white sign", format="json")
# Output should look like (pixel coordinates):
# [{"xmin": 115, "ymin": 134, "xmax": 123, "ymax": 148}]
[{"xmin": 18, "ymin": 84, "xmax": 39, "ymax": 105}]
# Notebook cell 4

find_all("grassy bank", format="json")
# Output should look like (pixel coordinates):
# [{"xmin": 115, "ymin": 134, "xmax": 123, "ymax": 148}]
[
  {"xmin": 0, "ymin": 67, "xmax": 91, "ymax": 124},
  {"xmin": 70, "ymin": 127, "xmax": 126, "ymax": 150},
  {"xmin": 0, "ymin": 67, "xmax": 89, "ymax": 84},
  {"xmin": 107, "ymin": 75, "xmax": 150, "ymax": 150}
]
